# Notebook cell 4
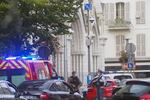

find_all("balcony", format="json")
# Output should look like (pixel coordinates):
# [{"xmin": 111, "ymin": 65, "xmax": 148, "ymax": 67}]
[{"xmin": 108, "ymin": 18, "xmax": 131, "ymax": 30}]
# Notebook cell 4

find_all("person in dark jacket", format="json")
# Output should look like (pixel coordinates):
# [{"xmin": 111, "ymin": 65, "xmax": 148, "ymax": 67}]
[{"xmin": 68, "ymin": 71, "xmax": 82, "ymax": 93}]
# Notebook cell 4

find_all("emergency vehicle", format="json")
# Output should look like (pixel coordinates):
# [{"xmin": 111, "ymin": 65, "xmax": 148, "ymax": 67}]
[{"xmin": 0, "ymin": 57, "xmax": 57, "ymax": 86}]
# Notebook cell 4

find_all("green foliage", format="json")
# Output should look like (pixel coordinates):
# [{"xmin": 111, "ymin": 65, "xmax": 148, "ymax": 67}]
[
  {"xmin": 119, "ymin": 50, "xmax": 128, "ymax": 64},
  {"xmin": 0, "ymin": 0, "xmax": 83, "ymax": 57}
]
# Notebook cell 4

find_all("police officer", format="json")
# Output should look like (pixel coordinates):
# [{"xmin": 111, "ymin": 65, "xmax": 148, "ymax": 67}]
[{"xmin": 68, "ymin": 71, "xmax": 82, "ymax": 93}]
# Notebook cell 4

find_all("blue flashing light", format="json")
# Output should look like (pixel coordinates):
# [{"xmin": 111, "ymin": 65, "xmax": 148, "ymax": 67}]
[
  {"xmin": 6, "ymin": 57, "xmax": 18, "ymax": 60},
  {"xmin": 32, "ymin": 57, "xmax": 37, "ymax": 60},
  {"xmin": 22, "ymin": 55, "xmax": 38, "ymax": 60},
  {"xmin": 5, "ymin": 55, "xmax": 38, "ymax": 60},
  {"xmin": 22, "ymin": 57, "xmax": 28, "ymax": 59}
]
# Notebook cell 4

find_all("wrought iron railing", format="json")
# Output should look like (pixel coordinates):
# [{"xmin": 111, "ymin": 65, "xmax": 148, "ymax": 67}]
[{"xmin": 108, "ymin": 18, "xmax": 131, "ymax": 29}]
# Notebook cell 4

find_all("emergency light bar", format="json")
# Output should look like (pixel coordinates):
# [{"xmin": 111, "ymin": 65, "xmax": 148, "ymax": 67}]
[
  {"xmin": 6, "ymin": 57, "xmax": 18, "ymax": 60},
  {"xmin": 5, "ymin": 56, "xmax": 38, "ymax": 60}
]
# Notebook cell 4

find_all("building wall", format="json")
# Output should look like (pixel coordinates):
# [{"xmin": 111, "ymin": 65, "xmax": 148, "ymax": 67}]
[
  {"xmin": 103, "ymin": 0, "xmax": 150, "ymax": 71},
  {"xmin": 55, "ymin": 0, "xmax": 150, "ymax": 83},
  {"xmin": 55, "ymin": 0, "xmax": 104, "ymax": 85}
]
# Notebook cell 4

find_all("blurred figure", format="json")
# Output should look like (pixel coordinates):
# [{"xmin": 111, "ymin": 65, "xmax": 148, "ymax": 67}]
[
  {"xmin": 95, "ymin": 69, "xmax": 106, "ymax": 85},
  {"xmin": 96, "ymin": 69, "xmax": 103, "ymax": 76},
  {"xmin": 68, "ymin": 71, "xmax": 82, "ymax": 93}
]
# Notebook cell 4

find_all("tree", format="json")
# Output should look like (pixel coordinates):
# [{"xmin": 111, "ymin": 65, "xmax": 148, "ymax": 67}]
[
  {"xmin": 119, "ymin": 50, "xmax": 128, "ymax": 70},
  {"xmin": 0, "ymin": 0, "xmax": 83, "ymax": 57},
  {"xmin": 119, "ymin": 50, "xmax": 128, "ymax": 64}
]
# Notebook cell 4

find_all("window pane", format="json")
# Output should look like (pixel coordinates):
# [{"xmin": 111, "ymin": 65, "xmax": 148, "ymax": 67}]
[
  {"xmin": 116, "ymin": 2, "xmax": 124, "ymax": 19},
  {"xmin": 61, "ymin": 83, "xmax": 71, "ymax": 92},
  {"xmin": 0, "ymin": 83, "xmax": 11, "ymax": 94},
  {"xmin": 49, "ymin": 84, "xmax": 57, "ymax": 91},
  {"xmin": 0, "ymin": 86, "xmax": 4, "ymax": 94}
]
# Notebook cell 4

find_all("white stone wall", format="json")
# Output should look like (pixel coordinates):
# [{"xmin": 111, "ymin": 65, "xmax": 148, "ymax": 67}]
[
  {"xmin": 105, "ymin": 0, "xmax": 150, "ymax": 58},
  {"xmin": 55, "ymin": 0, "xmax": 150, "ymax": 83},
  {"xmin": 55, "ymin": 0, "xmax": 104, "ymax": 84},
  {"xmin": 103, "ymin": 0, "xmax": 150, "ymax": 71}
]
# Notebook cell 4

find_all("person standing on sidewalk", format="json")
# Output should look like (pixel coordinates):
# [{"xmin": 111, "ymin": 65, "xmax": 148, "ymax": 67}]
[
  {"xmin": 68, "ymin": 71, "xmax": 82, "ymax": 93},
  {"xmin": 96, "ymin": 69, "xmax": 106, "ymax": 100}
]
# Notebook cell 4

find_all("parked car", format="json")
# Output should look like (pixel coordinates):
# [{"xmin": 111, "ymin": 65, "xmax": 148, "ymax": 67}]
[
  {"xmin": 103, "ymin": 73, "xmax": 134, "ymax": 81},
  {"xmin": 112, "ymin": 79, "xmax": 131, "ymax": 95},
  {"xmin": 86, "ymin": 77, "xmax": 119, "ymax": 100},
  {"xmin": 18, "ymin": 79, "xmax": 84, "ymax": 100},
  {"xmin": 112, "ymin": 79, "xmax": 150, "ymax": 100},
  {"xmin": 0, "ymin": 80, "xmax": 26, "ymax": 100}
]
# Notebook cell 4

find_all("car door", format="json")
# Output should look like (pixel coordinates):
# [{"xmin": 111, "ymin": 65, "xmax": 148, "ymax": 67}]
[{"xmin": 0, "ymin": 82, "xmax": 18, "ymax": 100}]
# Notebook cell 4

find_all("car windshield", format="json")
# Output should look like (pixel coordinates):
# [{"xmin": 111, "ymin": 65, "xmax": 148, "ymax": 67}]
[
  {"xmin": 116, "ymin": 83, "xmax": 150, "ymax": 96},
  {"xmin": 18, "ymin": 80, "xmax": 48, "ymax": 91},
  {"xmin": 114, "ymin": 75, "xmax": 132, "ymax": 81}
]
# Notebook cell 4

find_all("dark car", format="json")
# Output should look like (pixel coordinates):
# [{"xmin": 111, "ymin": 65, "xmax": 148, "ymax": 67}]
[
  {"xmin": 0, "ymin": 80, "xmax": 26, "ymax": 100},
  {"xmin": 18, "ymin": 79, "xmax": 83, "ymax": 100},
  {"xmin": 112, "ymin": 79, "xmax": 150, "ymax": 100}
]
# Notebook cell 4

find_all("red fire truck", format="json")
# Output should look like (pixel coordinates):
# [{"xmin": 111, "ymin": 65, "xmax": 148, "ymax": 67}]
[{"xmin": 0, "ymin": 57, "xmax": 57, "ymax": 86}]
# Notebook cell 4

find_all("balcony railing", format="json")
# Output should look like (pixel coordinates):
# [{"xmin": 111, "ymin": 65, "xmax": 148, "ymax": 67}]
[{"xmin": 108, "ymin": 18, "xmax": 131, "ymax": 30}]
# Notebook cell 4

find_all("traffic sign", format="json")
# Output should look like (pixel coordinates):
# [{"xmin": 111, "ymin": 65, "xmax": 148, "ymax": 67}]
[
  {"xmin": 128, "ymin": 62, "xmax": 134, "ymax": 69},
  {"xmin": 84, "ymin": 3, "xmax": 92, "ymax": 10}
]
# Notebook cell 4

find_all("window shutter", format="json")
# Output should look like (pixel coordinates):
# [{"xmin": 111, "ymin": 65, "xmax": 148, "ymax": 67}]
[
  {"xmin": 136, "ymin": 1, "xmax": 140, "ymax": 18},
  {"xmin": 141, "ymin": 34, "xmax": 145, "ymax": 56},
  {"xmin": 125, "ymin": 2, "xmax": 130, "ymax": 21},
  {"xmin": 104, "ymin": 3, "xmax": 114, "ymax": 25},
  {"xmin": 141, "ymin": 1, "xmax": 145, "ymax": 24},
  {"xmin": 116, "ymin": 35, "xmax": 120, "ymax": 56},
  {"xmin": 136, "ymin": 34, "xmax": 145, "ymax": 56},
  {"xmin": 136, "ymin": 1, "xmax": 140, "ymax": 24},
  {"xmin": 136, "ymin": 1, "xmax": 145, "ymax": 24},
  {"xmin": 109, "ymin": 3, "xmax": 115, "ymax": 21},
  {"xmin": 104, "ymin": 3, "xmax": 109, "ymax": 25},
  {"xmin": 116, "ymin": 35, "xmax": 125, "ymax": 56}
]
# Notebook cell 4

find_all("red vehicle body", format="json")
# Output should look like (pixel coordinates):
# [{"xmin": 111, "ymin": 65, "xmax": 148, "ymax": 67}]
[
  {"xmin": 86, "ymin": 79, "xmax": 118, "ymax": 100},
  {"xmin": 140, "ymin": 94, "xmax": 150, "ymax": 100},
  {"xmin": 0, "ymin": 59, "xmax": 57, "ymax": 85}
]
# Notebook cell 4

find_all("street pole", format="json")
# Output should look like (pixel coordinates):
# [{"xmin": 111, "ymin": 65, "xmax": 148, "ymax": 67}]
[
  {"xmin": 87, "ymin": 9, "xmax": 91, "ymax": 74},
  {"xmin": 125, "ymin": 38, "xmax": 136, "ymax": 72},
  {"xmin": 64, "ymin": 34, "xmax": 67, "ymax": 80},
  {"xmin": 84, "ymin": 2, "xmax": 92, "ymax": 84}
]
